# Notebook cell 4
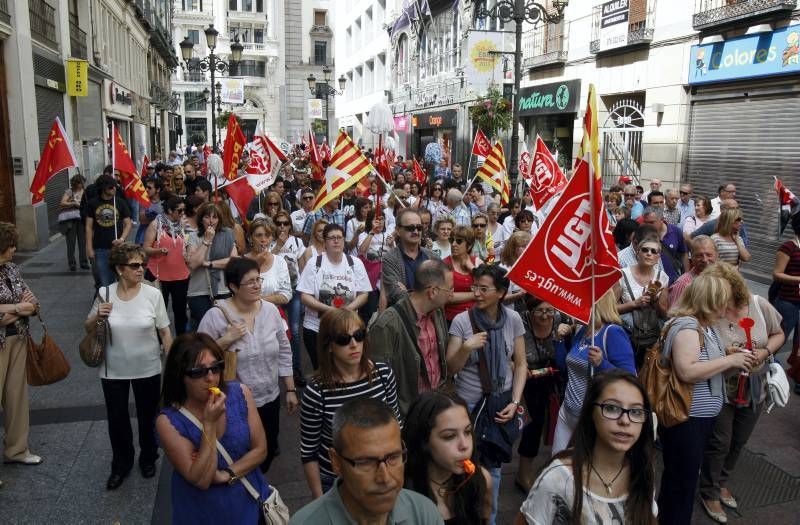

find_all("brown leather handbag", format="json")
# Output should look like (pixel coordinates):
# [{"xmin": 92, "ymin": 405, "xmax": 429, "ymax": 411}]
[
  {"xmin": 212, "ymin": 303, "xmax": 239, "ymax": 382},
  {"xmin": 26, "ymin": 311, "xmax": 71, "ymax": 386},
  {"xmin": 79, "ymin": 286, "xmax": 111, "ymax": 368},
  {"xmin": 638, "ymin": 319, "xmax": 703, "ymax": 428}
]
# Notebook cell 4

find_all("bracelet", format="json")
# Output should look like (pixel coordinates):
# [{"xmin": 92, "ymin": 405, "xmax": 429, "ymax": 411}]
[
  {"xmin": 201, "ymin": 428, "xmax": 215, "ymax": 448},
  {"xmin": 203, "ymin": 241, "xmax": 212, "ymax": 247}
]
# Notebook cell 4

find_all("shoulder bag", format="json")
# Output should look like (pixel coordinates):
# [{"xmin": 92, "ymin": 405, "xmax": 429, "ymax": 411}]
[
  {"xmin": 79, "ymin": 286, "xmax": 111, "ymax": 368},
  {"xmin": 26, "ymin": 310, "xmax": 70, "ymax": 386},
  {"xmin": 621, "ymin": 271, "xmax": 662, "ymax": 360},
  {"xmin": 178, "ymin": 406, "xmax": 289, "ymax": 525},
  {"xmin": 212, "ymin": 303, "xmax": 239, "ymax": 383},
  {"xmin": 638, "ymin": 319, "xmax": 701, "ymax": 428}
]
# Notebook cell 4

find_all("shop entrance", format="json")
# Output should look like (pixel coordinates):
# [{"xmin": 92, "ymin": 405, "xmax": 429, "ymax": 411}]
[{"xmin": 600, "ymin": 99, "xmax": 644, "ymax": 188}]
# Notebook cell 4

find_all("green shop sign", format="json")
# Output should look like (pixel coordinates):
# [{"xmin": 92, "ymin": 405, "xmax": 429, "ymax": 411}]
[{"xmin": 517, "ymin": 79, "xmax": 581, "ymax": 116}]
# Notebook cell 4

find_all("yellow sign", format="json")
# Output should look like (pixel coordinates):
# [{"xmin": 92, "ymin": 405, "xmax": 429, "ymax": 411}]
[
  {"xmin": 66, "ymin": 59, "xmax": 88, "ymax": 97},
  {"xmin": 470, "ymin": 39, "xmax": 500, "ymax": 73}
]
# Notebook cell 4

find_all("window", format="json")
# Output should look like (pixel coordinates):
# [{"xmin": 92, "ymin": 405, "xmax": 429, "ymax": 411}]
[
  {"xmin": 237, "ymin": 59, "xmax": 266, "ymax": 77},
  {"xmin": 187, "ymin": 29, "xmax": 200, "ymax": 45},
  {"xmin": 185, "ymin": 92, "xmax": 207, "ymax": 111},
  {"xmin": 182, "ymin": 0, "xmax": 202, "ymax": 10},
  {"xmin": 314, "ymin": 10, "xmax": 327, "ymax": 26},
  {"xmin": 186, "ymin": 118, "xmax": 208, "ymax": 145},
  {"xmin": 314, "ymin": 41, "xmax": 327, "ymax": 65},
  {"xmin": 229, "ymin": 0, "xmax": 237, "ymax": 11},
  {"xmin": 254, "ymin": 28, "xmax": 264, "ymax": 43},
  {"xmin": 365, "ymin": 60, "xmax": 374, "ymax": 93},
  {"xmin": 243, "ymin": 0, "xmax": 252, "ymax": 11},
  {"xmin": 256, "ymin": 0, "xmax": 263, "ymax": 11}
]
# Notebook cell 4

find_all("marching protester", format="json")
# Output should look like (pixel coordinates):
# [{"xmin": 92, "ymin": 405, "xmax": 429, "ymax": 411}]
[
  {"xmin": 431, "ymin": 217, "xmax": 454, "ymax": 260},
  {"xmin": 668, "ymin": 235, "xmax": 718, "ymax": 308},
  {"xmin": 444, "ymin": 225, "xmax": 480, "ymax": 323},
  {"xmin": 198, "ymin": 257, "xmax": 297, "ymax": 473},
  {"xmin": 712, "ymin": 207, "xmax": 751, "ymax": 269},
  {"xmin": 86, "ymin": 243, "xmax": 172, "ymax": 490},
  {"xmin": 345, "ymin": 197, "xmax": 372, "ymax": 255},
  {"xmin": 85, "ymin": 174, "xmax": 133, "ymax": 287},
  {"xmin": 299, "ymin": 309, "xmax": 401, "ymax": 498},
  {"xmin": 58, "ymin": 174, "xmax": 89, "ymax": 271},
  {"xmin": 300, "ymin": 218, "xmax": 328, "ymax": 269},
  {"xmin": 640, "ymin": 206, "xmax": 688, "ymax": 283},
  {"xmin": 485, "ymin": 203, "xmax": 508, "ymax": 253},
  {"xmin": 772, "ymin": 212, "xmax": 800, "ymax": 394},
  {"xmin": 440, "ymin": 189, "xmax": 471, "ymax": 227},
  {"xmin": 470, "ymin": 213, "xmax": 490, "ymax": 260},
  {"xmin": 244, "ymin": 220, "xmax": 291, "ymax": 307},
  {"xmin": 291, "ymin": 187, "xmax": 317, "ymax": 235},
  {"xmin": 357, "ymin": 210, "xmax": 393, "ymax": 319},
  {"xmin": 380, "ymin": 208, "xmax": 437, "ymax": 308},
  {"xmin": 501, "ymin": 198, "xmax": 522, "ymax": 237},
  {"xmin": 499, "ymin": 231, "xmax": 533, "ymax": 310},
  {"xmin": 302, "ymin": 199, "xmax": 345, "ymax": 245},
  {"xmin": 682, "ymin": 194, "xmax": 713, "ymax": 241}
]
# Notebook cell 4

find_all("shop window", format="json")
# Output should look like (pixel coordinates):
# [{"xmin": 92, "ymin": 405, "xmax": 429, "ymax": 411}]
[{"xmin": 314, "ymin": 41, "xmax": 327, "ymax": 65}]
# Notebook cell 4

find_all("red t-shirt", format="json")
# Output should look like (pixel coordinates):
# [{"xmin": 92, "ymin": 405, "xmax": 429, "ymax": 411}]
[{"xmin": 443, "ymin": 255, "xmax": 476, "ymax": 321}]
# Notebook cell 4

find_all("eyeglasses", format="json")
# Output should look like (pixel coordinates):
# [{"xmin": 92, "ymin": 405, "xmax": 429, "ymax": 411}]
[
  {"xmin": 679, "ymin": 191, "xmax": 690, "ymax": 196},
  {"xmin": 325, "ymin": 235, "xmax": 344, "ymax": 241},
  {"xmin": 303, "ymin": 195, "xmax": 314, "ymax": 200},
  {"xmin": 337, "ymin": 448, "xmax": 408, "ymax": 474},
  {"xmin": 533, "ymin": 308, "xmax": 556, "ymax": 316},
  {"xmin": 332, "ymin": 328, "xmax": 367, "ymax": 346},
  {"xmin": 185, "ymin": 360, "xmax": 225, "ymax": 379},
  {"xmin": 593, "ymin": 403, "xmax": 648, "ymax": 424},
  {"xmin": 449, "ymin": 237, "xmax": 466, "ymax": 245},
  {"xmin": 266, "ymin": 202, "xmax": 280, "ymax": 207},
  {"xmin": 400, "ymin": 224, "xmax": 424, "ymax": 232},
  {"xmin": 472, "ymin": 222, "xmax": 487, "ymax": 228},
  {"xmin": 639, "ymin": 247, "xmax": 660, "ymax": 255},
  {"xmin": 240, "ymin": 277, "xmax": 264, "ymax": 288},
  {"xmin": 470, "ymin": 284, "xmax": 497, "ymax": 294},
  {"xmin": 275, "ymin": 220, "xmax": 291, "ymax": 227},
  {"xmin": 174, "ymin": 208, "xmax": 186, "ymax": 214},
  {"xmin": 122, "ymin": 262, "xmax": 145, "ymax": 270}
]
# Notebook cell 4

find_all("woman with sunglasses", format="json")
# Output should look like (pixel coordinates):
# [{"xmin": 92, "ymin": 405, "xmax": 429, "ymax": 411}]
[
  {"xmin": 712, "ymin": 207, "xmax": 751, "ymax": 269},
  {"xmin": 470, "ymin": 213, "xmax": 490, "ymax": 260},
  {"xmin": 86, "ymin": 243, "xmax": 173, "ymax": 490},
  {"xmin": 171, "ymin": 166, "xmax": 187, "ymax": 198},
  {"xmin": 517, "ymin": 370, "xmax": 658, "ymax": 525},
  {"xmin": 156, "ymin": 333, "xmax": 272, "ymax": 524},
  {"xmin": 426, "ymin": 183, "xmax": 446, "ymax": 217},
  {"xmin": 553, "ymin": 290, "xmax": 636, "ymax": 455},
  {"xmin": 257, "ymin": 190, "xmax": 284, "ymax": 221},
  {"xmin": 444, "ymin": 225, "xmax": 481, "ymax": 322},
  {"xmin": 514, "ymin": 210, "xmax": 537, "ymax": 236},
  {"xmin": 432, "ymin": 217, "xmax": 454, "ymax": 260},
  {"xmin": 143, "ymin": 194, "xmax": 190, "ymax": 335},
  {"xmin": 300, "ymin": 309, "xmax": 401, "ymax": 498},
  {"xmin": 485, "ymin": 203, "xmax": 507, "ymax": 253},
  {"xmin": 198, "ymin": 257, "xmax": 297, "ymax": 473},
  {"xmin": 345, "ymin": 197, "xmax": 372, "ymax": 255},
  {"xmin": 499, "ymin": 231, "xmax": 532, "ymax": 310},
  {"xmin": 299, "ymin": 218, "xmax": 328, "ymax": 270},
  {"xmin": 446, "ymin": 263, "xmax": 527, "ymax": 525},
  {"xmin": 244, "ymin": 220, "xmax": 291, "ymax": 307},
  {"xmin": 403, "ymin": 391, "xmax": 493, "ymax": 524}
]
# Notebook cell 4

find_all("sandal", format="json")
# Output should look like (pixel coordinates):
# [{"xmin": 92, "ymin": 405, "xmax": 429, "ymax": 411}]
[
  {"xmin": 701, "ymin": 499, "xmax": 728, "ymax": 524},
  {"xmin": 719, "ymin": 490, "xmax": 738, "ymax": 509}
]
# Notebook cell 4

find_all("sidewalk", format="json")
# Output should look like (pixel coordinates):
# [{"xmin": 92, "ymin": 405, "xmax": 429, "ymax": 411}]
[{"xmin": 0, "ymin": 237, "xmax": 798, "ymax": 524}]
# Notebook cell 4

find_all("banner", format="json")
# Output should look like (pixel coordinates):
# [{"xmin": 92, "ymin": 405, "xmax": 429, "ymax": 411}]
[
  {"xmin": 222, "ymin": 114, "xmax": 247, "ymax": 181},
  {"xmin": 464, "ymin": 31, "xmax": 505, "ymax": 98},
  {"xmin": 530, "ymin": 136, "xmax": 568, "ymax": 209},
  {"xmin": 471, "ymin": 128, "xmax": 492, "ymax": 158},
  {"xmin": 599, "ymin": 0, "xmax": 629, "ymax": 52},
  {"xmin": 308, "ymin": 99, "xmax": 324, "ymax": 119},
  {"xmin": 29, "ymin": 117, "xmax": 78, "ymax": 204},
  {"xmin": 66, "ymin": 59, "xmax": 88, "ymax": 97},
  {"xmin": 219, "ymin": 78, "xmax": 245, "ymax": 104}
]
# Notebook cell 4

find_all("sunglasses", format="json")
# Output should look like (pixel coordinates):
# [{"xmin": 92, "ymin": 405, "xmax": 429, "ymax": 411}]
[
  {"xmin": 303, "ymin": 195, "xmax": 314, "ymax": 200},
  {"xmin": 679, "ymin": 191, "xmax": 690, "ymax": 195},
  {"xmin": 275, "ymin": 220, "xmax": 291, "ymax": 226},
  {"xmin": 122, "ymin": 262, "xmax": 145, "ymax": 270},
  {"xmin": 472, "ymin": 222, "xmax": 487, "ymax": 228},
  {"xmin": 266, "ymin": 202, "xmax": 280, "ymax": 206},
  {"xmin": 185, "ymin": 360, "xmax": 225, "ymax": 379},
  {"xmin": 332, "ymin": 328, "xmax": 367, "ymax": 346},
  {"xmin": 400, "ymin": 224, "xmax": 425, "ymax": 232},
  {"xmin": 639, "ymin": 247, "xmax": 660, "ymax": 255},
  {"xmin": 449, "ymin": 237, "xmax": 466, "ymax": 245}
]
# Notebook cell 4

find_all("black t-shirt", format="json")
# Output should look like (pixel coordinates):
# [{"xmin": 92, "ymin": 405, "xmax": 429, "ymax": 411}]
[{"xmin": 88, "ymin": 196, "xmax": 131, "ymax": 249}]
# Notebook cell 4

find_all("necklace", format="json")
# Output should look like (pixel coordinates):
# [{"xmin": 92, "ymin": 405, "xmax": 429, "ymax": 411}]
[{"xmin": 590, "ymin": 462, "xmax": 626, "ymax": 494}]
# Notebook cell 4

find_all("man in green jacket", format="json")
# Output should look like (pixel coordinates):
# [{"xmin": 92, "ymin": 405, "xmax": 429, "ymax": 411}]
[{"xmin": 369, "ymin": 259, "xmax": 452, "ymax": 416}]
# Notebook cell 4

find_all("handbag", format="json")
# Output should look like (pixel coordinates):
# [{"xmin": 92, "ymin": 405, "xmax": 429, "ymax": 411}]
[
  {"xmin": 621, "ymin": 271, "xmax": 661, "ymax": 357},
  {"xmin": 79, "ymin": 286, "xmax": 111, "ymax": 368},
  {"xmin": 26, "ymin": 311, "xmax": 70, "ymax": 386},
  {"xmin": 178, "ymin": 407, "xmax": 289, "ymax": 525},
  {"xmin": 638, "ymin": 319, "xmax": 700, "ymax": 428},
  {"xmin": 211, "ymin": 303, "xmax": 239, "ymax": 383}
]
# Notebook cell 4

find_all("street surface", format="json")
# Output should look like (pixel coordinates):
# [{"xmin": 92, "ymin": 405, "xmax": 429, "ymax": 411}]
[{"xmin": 0, "ymin": 237, "xmax": 798, "ymax": 524}]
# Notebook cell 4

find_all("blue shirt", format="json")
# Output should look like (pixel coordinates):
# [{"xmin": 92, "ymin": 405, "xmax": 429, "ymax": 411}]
[
  {"xmin": 677, "ymin": 199, "xmax": 695, "ymax": 227},
  {"xmin": 660, "ymin": 224, "xmax": 687, "ymax": 283},
  {"xmin": 625, "ymin": 201, "xmax": 644, "ymax": 220},
  {"xmin": 400, "ymin": 247, "xmax": 429, "ymax": 291}
]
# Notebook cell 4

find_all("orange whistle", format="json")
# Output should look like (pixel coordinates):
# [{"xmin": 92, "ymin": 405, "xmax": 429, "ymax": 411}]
[
  {"xmin": 208, "ymin": 387, "xmax": 222, "ymax": 395},
  {"xmin": 462, "ymin": 459, "xmax": 475, "ymax": 475}
]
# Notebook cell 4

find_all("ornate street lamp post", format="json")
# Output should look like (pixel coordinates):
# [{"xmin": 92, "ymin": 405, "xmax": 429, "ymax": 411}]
[
  {"xmin": 307, "ymin": 65, "xmax": 347, "ymax": 143},
  {"xmin": 180, "ymin": 24, "xmax": 244, "ymax": 151}
]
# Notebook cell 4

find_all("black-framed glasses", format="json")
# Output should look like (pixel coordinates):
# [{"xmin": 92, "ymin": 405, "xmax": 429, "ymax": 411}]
[
  {"xmin": 185, "ymin": 360, "xmax": 225, "ymax": 379},
  {"xmin": 449, "ymin": 237, "xmax": 466, "ymax": 245},
  {"xmin": 275, "ymin": 221, "xmax": 291, "ymax": 227},
  {"xmin": 679, "ymin": 191, "xmax": 690, "ymax": 196},
  {"xmin": 337, "ymin": 447, "xmax": 408, "ymax": 474},
  {"xmin": 303, "ymin": 195, "xmax": 314, "ymax": 200},
  {"xmin": 593, "ymin": 403, "xmax": 648, "ymax": 423},
  {"xmin": 122, "ymin": 262, "xmax": 145, "ymax": 270},
  {"xmin": 400, "ymin": 224, "xmax": 424, "ymax": 232},
  {"xmin": 332, "ymin": 328, "xmax": 367, "ymax": 346}
]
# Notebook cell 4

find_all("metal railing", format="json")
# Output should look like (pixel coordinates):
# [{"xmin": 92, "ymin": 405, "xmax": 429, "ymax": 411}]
[
  {"xmin": 693, "ymin": 0, "xmax": 796, "ymax": 30},
  {"xmin": 0, "ymin": 0, "xmax": 10, "ymax": 25},
  {"xmin": 30, "ymin": 0, "xmax": 58, "ymax": 49},
  {"xmin": 69, "ymin": 19, "xmax": 87, "ymax": 59},
  {"xmin": 522, "ymin": 23, "xmax": 568, "ymax": 68},
  {"xmin": 590, "ymin": 0, "xmax": 656, "ymax": 54}
]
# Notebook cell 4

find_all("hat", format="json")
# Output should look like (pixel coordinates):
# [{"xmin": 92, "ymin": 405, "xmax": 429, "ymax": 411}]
[{"xmin": 618, "ymin": 175, "xmax": 633, "ymax": 184}]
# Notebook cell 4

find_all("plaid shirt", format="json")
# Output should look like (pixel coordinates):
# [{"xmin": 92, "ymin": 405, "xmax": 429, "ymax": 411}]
[
  {"xmin": 663, "ymin": 206, "xmax": 681, "ymax": 226},
  {"xmin": 302, "ymin": 208, "xmax": 346, "ymax": 236}
]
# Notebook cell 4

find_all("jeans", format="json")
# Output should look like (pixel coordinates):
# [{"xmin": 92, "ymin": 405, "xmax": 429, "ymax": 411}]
[
  {"xmin": 302, "ymin": 328, "xmax": 319, "ymax": 371},
  {"xmin": 59, "ymin": 219, "xmax": 87, "ymax": 268},
  {"xmin": 101, "ymin": 374, "xmax": 161, "ymax": 475},
  {"xmin": 92, "ymin": 248, "xmax": 116, "ymax": 288},
  {"xmin": 286, "ymin": 292, "xmax": 303, "ymax": 373},
  {"xmin": 256, "ymin": 396, "xmax": 281, "ymax": 473},
  {"xmin": 159, "ymin": 279, "xmax": 190, "ymax": 335},
  {"xmin": 657, "ymin": 416, "xmax": 716, "ymax": 524},
  {"xmin": 775, "ymin": 297, "xmax": 800, "ymax": 344},
  {"xmin": 467, "ymin": 400, "xmax": 500, "ymax": 525}
]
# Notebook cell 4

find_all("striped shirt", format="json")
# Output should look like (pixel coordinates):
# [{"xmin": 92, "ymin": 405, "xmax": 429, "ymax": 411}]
[
  {"xmin": 777, "ymin": 240, "xmax": 800, "ymax": 301},
  {"xmin": 711, "ymin": 234, "xmax": 740, "ymax": 267},
  {"xmin": 688, "ymin": 327, "xmax": 725, "ymax": 417},
  {"xmin": 299, "ymin": 362, "xmax": 402, "ymax": 478}
]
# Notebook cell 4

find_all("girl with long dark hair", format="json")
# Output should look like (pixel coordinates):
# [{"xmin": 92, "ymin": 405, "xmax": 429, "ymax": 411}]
[
  {"xmin": 403, "ymin": 391, "xmax": 492, "ymax": 524},
  {"xmin": 517, "ymin": 370, "xmax": 658, "ymax": 525}
]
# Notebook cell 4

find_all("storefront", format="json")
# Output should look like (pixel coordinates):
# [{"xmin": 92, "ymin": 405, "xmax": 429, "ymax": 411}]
[
  {"xmin": 411, "ymin": 108, "xmax": 457, "ymax": 168},
  {"xmin": 518, "ymin": 79, "xmax": 581, "ymax": 170},
  {"xmin": 103, "ymin": 79, "xmax": 133, "ymax": 160},
  {"xmin": 685, "ymin": 23, "xmax": 800, "ymax": 279}
]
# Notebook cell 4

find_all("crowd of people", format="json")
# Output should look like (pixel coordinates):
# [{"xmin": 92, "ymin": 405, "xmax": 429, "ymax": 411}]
[{"xmin": 1, "ymin": 146, "xmax": 797, "ymax": 525}]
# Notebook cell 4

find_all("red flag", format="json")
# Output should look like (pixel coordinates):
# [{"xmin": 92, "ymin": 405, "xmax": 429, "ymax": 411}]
[
  {"xmin": 29, "ymin": 117, "xmax": 78, "ymax": 204},
  {"xmin": 224, "ymin": 176, "xmax": 256, "ymax": 222},
  {"xmin": 112, "ymin": 126, "xmax": 150, "ymax": 208},
  {"xmin": 775, "ymin": 176, "xmax": 800, "ymax": 235},
  {"xmin": 308, "ymin": 130, "xmax": 325, "ymax": 181},
  {"xmin": 222, "ymin": 114, "xmax": 247, "ymax": 181},
  {"xmin": 412, "ymin": 159, "xmax": 427, "ymax": 186},
  {"xmin": 320, "ymin": 137, "xmax": 332, "ymax": 162},
  {"xmin": 529, "ymin": 135, "xmax": 568, "ymax": 209},
  {"xmin": 506, "ymin": 159, "xmax": 618, "ymax": 323},
  {"xmin": 519, "ymin": 143, "xmax": 532, "ymax": 183},
  {"xmin": 375, "ymin": 134, "xmax": 393, "ymax": 182},
  {"xmin": 312, "ymin": 131, "xmax": 371, "ymax": 211},
  {"xmin": 471, "ymin": 128, "xmax": 492, "ymax": 157},
  {"xmin": 140, "ymin": 155, "xmax": 150, "ymax": 182}
]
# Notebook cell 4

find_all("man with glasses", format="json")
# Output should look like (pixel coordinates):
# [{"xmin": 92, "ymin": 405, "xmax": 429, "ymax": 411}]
[
  {"xmin": 370, "ymin": 260, "xmax": 453, "ymax": 416},
  {"xmin": 677, "ymin": 184, "xmax": 695, "ymax": 227},
  {"xmin": 380, "ymin": 209, "xmax": 439, "ymax": 307},
  {"xmin": 291, "ymin": 188, "xmax": 317, "ymax": 235},
  {"xmin": 710, "ymin": 183, "xmax": 736, "ymax": 220},
  {"xmin": 621, "ymin": 185, "xmax": 644, "ymax": 220},
  {"xmin": 641, "ymin": 207, "xmax": 689, "ymax": 283},
  {"xmin": 302, "ymin": 199, "xmax": 345, "ymax": 245},
  {"xmin": 290, "ymin": 398, "xmax": 441, "ymax": 524}
]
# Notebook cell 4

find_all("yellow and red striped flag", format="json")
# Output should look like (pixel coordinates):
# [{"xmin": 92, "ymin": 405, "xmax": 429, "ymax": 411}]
[
  {"xmin": 575, "ymin": 84, "xmax": 600, "ymax": 180},
  {"xmin": 475, "ymin": 141, "xmax": 510, "ymax": 205},
  {"xmin": 312, "ymin": 131, "xmax": 372, "ymax": 211}
]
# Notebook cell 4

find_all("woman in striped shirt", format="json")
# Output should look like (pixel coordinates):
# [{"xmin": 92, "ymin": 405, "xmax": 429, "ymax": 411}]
[
  {"xmin": 657, "ymin": 273, "xmax": 757, "ymax": 524},
  {"xmin": 299, "ymin": 309, "xmax": 401, "ymax": 499},
  {"xmin": 711, "ymin": 208, "xmax": 751, "ymax": 269}
]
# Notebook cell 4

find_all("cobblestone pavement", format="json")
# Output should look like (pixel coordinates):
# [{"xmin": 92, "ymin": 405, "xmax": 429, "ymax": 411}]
[{"xmin": 1, "ymin": 238, "xmax": 798, "ymax": 524}]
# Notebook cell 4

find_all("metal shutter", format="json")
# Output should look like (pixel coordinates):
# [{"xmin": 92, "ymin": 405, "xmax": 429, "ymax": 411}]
[
  {"xmin": 35, "ymin": 85, "xmax": 66, "ymax": 236},
  {"xmin": 685, "ymin": 92, "xmax": 800, "ymax": 281}
]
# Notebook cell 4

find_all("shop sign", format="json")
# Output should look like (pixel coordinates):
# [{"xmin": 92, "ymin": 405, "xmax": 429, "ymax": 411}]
[
  {"xmin": 104, "ymin": 80, "xmax": 132, "ymax": 114},
  {"xmin": 219, "ymin": 78, "xmax": 245, "ymax": 104},
  {"xmin": 413, "ymin": 88, "xmax": 456, "ymax": 108},
  {"xmin": 689, "ymin": 23, "xmax": 800, "ymax": 85},
  {"xmin": 464, "ymin": 31, "xmax": 505, "ymax": 97},
  {"xmin": 518, "ymin": 80, "xmax": 581, "ymax": 116},
  {"xmin": 412, "ymin": 109, "xmax": 457, "ymax": 130},
  {"xmin": 599, "ymin": 0, "xmax": 629, "ymax": 52},
  {"xmin": 66, "ymin": 59, "xmax": 88, "ymax": 97},
  {"xmin": 394, "ymin": 115, "xmax": 409, "ymax": 131}
]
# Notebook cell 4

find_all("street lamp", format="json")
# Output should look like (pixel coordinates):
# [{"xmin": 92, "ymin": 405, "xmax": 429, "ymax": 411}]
[
  {"xmin": 307, "ymin": 65, "xmax": 346, "ymax": 143},
  {"xmin": 180, "ymin": 24, "xmax": 244, "ymax": 151},
  {"xmin": 475, "ymin": 0, "xmax": 568, "ymax": 191}
]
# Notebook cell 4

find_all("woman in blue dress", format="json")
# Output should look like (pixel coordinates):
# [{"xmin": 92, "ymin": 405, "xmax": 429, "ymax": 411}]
[{"xmin": 156, "ymin": 332, "xmax": 270, "ymax": 524}]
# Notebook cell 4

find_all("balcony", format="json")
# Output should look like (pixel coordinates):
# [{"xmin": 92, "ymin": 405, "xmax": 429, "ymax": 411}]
[
  {"xmin": 0, "ymin": 0, "xmax": 10, "ymax": 25},
  {"xmin": 69, "ymin": 16, "xmax": 87, "ymax": 59},
  {"xmin": 227, "ymin": 9, "xmax": 267, "ymax": 23},
  {"xmin": 523, "ymin": 23, "xmax": 568, "ymax": 69},
  {"xmin": 693, "ymin": 0, "xmax": 796, "ymax": 30},
  {"xmin": 29, "ymin": 0, "xmax": 58, "ymax": 49},
  {"xmin": 590, "ymin": 0, "xmax": 656, "ymax": 54}
]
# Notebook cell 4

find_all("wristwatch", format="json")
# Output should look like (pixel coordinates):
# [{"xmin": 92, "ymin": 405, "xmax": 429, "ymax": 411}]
[
  {"xmin": 223, "ymin": 466, "xmax": 238, "ymax": 485},
  {"xmin": 14, "ymin": 304, "xmax": 21, "ymax": 315}
]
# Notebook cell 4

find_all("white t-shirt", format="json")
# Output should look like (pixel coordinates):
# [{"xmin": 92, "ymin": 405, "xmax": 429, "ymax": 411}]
[
  {"xmin": 270, "ymin": 236, "xmax": 305, "ymax": 285},
  {"xmin": 618, "ymin": 266, "xmax": 669, "ymax": 328},
  {"xmin": 291, "ymin": 208, "xmax": 310, "ymax": 234},
  {"xmin": 296, "ymin": 253, "xmax": 372, "ymax": 331},
  {"xmin": 259, "ymin": 255, "xmax": 292, "ymax": 303},
  {"xmin": 346, "ymin": 218, "xmax": 366, "ymax": 255},
  {"xmin": 357, "ymin": 231, "xmax": 391, "ymax": 261},
  {"xmin": 89, "ymin": 283, "xmax": 170, "ymax": 380}
]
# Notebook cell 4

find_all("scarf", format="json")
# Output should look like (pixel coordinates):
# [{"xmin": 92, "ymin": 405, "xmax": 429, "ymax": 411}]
[
  {"xmin": 471, "ymin": 306, "xmax": 508, "ymax": 393},
  {"xmin": 155, "ymin": 212, "xmax": 182, "ymax": 241}
]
